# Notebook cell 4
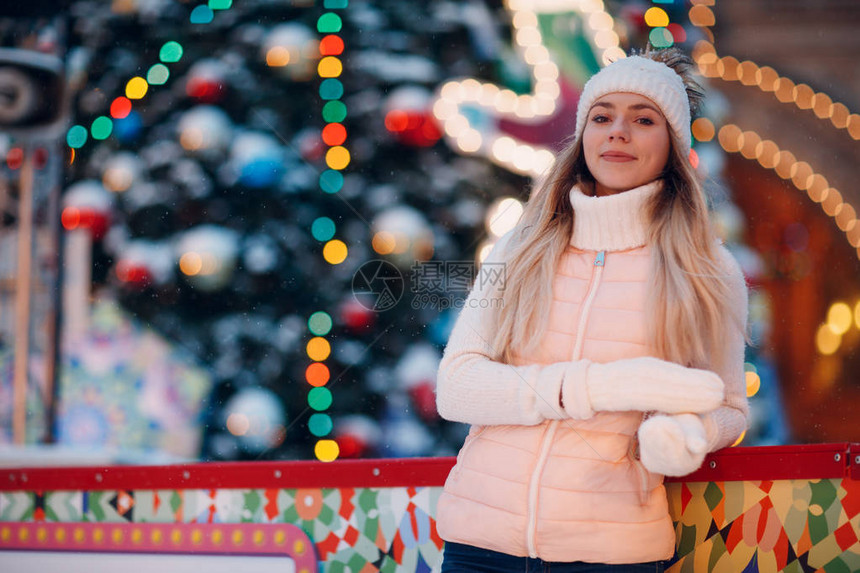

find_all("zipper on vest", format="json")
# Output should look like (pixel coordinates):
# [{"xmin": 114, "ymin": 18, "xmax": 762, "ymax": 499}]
[
  {"xmin": 525, "ymin": 250, "xmax": 606, "ymax": 558},
  {"xmin": 572, "ymin": 250, "xmax": 605, "ymax": 360},
  {"xmin": 525, "ymin": 419, "xmax": 559, "ymax": 558}
]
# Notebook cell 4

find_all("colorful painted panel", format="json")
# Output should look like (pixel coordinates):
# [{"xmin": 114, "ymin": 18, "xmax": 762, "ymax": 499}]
[
  {"xmin": 1, "ymin": 479, "xmax": 858, "ymax": 571},
  {"xmin": 666, "ymin": 479, "xmax": 860, "ymax": 572}
]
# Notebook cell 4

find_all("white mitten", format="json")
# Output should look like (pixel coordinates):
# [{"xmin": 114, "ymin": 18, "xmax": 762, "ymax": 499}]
[
  {"xmin": 566, "ymin": 356, "xmax": 724, "ymax": 419},
  {"xmin": 638, "ymin": 413, "xmax": 708, "ymax": 476}
]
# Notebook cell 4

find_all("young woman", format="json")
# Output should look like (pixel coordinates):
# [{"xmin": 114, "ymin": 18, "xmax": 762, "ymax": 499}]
[{"xmin": 435, "ymin": 48, "xmax": 749, "ymax": 572}]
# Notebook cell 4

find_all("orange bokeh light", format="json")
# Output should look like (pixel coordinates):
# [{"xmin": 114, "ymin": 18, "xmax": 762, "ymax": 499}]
[
  {"xmin": 306, "ymin": 362, "xmax": 330, "ymax": 387},
  {"xmin": 319, "ymin": 35, "xmax": 344, "ymax": 56},
  {"xmin": 322, "ymin": 123, "xmax": 347, "ymax": 146}
]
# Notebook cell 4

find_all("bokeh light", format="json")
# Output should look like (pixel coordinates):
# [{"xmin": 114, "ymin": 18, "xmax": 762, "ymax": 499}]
[
  {"xmin": 317, "ymin": 13, "xmax": 342, "ymax": 33},
  {"xmin": 91, "ymin": 116, "xmax": 113, "ymax": 140},
  {"xmin": 308, "ymin": 311, "xmax": 333, "ymax": 335},
  {"xmin": 816, "ymin": 323, "xmax": 841, "ymax": 355},
  {"xmin": 318, "ymin": 56, "xmax": 342, "ymax": 78},
  {"xmin": 66, "ymin": 125, "xmax": 88, "ymax": 148},
  {"xmin": 644, "ymin": 7, "xmax": 669, "ymax": 27},
  {"xmin": 485, "ymin": 197, "xmax": 523, "ymax": 237},
  {"xmin": 322, "ymin": 101, "xmax": 347, "ymax": 123},
  {"xmin": 110, "ymin": 97, "xmax": 132, "ymax": 119},
  {"xmin": 322, "ymin": 123, "xmax": 347, "ymax": 146},
  {"xmin": 745, "ymin": 371, "xmax": 761, "ymax": 397},
  {"xmin": 160, "ymin": 41, "xmax": 183, "ymax": 63},
  {"xmin": 372, "ymin": 231, "xmax": 396, "ymax": 255},
  {"xmin": 179, "ymin": 252, "xmax": 203, "ymax": 276},
  {"xmin": 147, "ymin": 63, "xmax": 170, "ymax": 85},
  {"xmin": 319, "ymin": 170, "xmax": 343, "ymax": 194},
  {"xmin": 125, "ymin": 77, "xmax": 149, "ymax": 99},
  {"xmin": 308, "ymin": 413, "xmax": 332, "ymax": 437},
  {"xmin": 319, "ymin": 78, "xmax": 343, "ymax": 100},
  {"xmin": 827, "ymin": 302, "xmax": 852, "ymax": 335},
  {"xmin": 314, "ymin": 439, "xmax": 339, "ymax": 462},
  {"xmin": 306, "ymin": 336, "xmax": 331, "ymax": 361},
  {"xmin": 190, "ymin": 5, "xmax": 214, "ymax": 24},
  {"xmin": 308, "ymin": 387, "xmax": 333, "ymax": 411},
  {"xmin": 311, "ymin": 217, "xmax": 336, "ymax": 241},
  {"xmin": 323, "ymin": 239, "xmax": 348, "ymax": 264},
  {"xmin": 306, "ymin": 362, "xmax": 330, "ymax": 387},
  {"xmin": 266, "ymin": 46, "xmax": 290, "ymax": 67},
  {"xmin": 319, "ymin": 35, "xmax": 344, "ymax": 56},
  {"xmin": 649, "ymin": 28, "xmax": 673, "ymax": 48},
  {"xmin": 325, "ymin": 146, "xmax": 350, "ymax": 170},
  {"xmin": 692, "ymin": 118, "xmax": 715, "ymax": 142}
]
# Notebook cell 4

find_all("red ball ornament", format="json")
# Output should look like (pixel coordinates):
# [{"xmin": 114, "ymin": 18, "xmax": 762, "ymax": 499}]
[
  {"xmin": 408, "ymin": 380, "xmax": 439, "ymax": 422},
  {"xmin": 115, "ymin": 260, "xmax": 153, "ymax": 288},
  {"xmin": 384, "ymin": 109, "xmax": 442, "ymax": 147},
  {"xmin": 186, "ymin": 76, "xmax": 225, "ymax": 103},
  {"xmin": 339, "ymin": 298, "xmax": 376, "ymax": 331},
  {"xmin": 62, "ymin": 207, "xmax": 110, "ymax": 240},
  {"xmin": 335, "ymin": 433, "xmax": 367, "ymax": 458}
]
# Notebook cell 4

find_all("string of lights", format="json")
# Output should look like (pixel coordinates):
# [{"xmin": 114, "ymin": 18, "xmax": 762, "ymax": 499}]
[
  {"xmin": 64, "ymin": 1, "xmax": 235, "ymax": 157},
  {"xmin": 308, "ymin": 0, "xmax": 350, "ymax": 463}
]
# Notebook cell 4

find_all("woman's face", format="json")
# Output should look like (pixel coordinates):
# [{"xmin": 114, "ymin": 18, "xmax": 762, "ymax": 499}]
[{"xmin": 582, "ymin": 92, "xmax": 672, "ymax": 197}]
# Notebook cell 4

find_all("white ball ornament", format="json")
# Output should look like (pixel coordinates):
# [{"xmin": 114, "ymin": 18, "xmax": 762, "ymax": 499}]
[
  {"xmin": 177, "ymin": 105, "xmax": 233, "ymax": 156},
  {"xmin": 371, "ymin": 206, "xmax": 435, "ymax": 268},
  {"xmin": 222, "ymin": 387, "xmax": 286, "ymax": 454},
  {"xmin": 175, "ymin": 225, "xmax": 240, "ymax": 291}
]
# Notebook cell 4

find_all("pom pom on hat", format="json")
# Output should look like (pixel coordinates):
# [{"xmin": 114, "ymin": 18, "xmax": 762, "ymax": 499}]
[{"xmin": 574, "ymin": 56, "xmax": 692, "ymax": 155}]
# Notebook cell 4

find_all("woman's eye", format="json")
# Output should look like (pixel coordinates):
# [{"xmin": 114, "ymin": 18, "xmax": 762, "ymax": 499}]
[
  {"xmin": 636, "ymin": 117, "xmax": 655, "ymax": 125},
  {"xmin": 590, "ymin": 115, "xmax": 609, "ymax": 123}
]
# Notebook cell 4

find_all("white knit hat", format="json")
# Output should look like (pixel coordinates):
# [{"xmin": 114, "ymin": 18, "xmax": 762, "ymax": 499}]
[{"xmin": 574, "ymin": 55, "xmax": 692, "ymax": 155}]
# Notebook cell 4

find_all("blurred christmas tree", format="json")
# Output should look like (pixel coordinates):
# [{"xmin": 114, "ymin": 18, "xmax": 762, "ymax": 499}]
[{"xmin": 58, "ymin": 0, "xmax": 784, "ymax": 461}]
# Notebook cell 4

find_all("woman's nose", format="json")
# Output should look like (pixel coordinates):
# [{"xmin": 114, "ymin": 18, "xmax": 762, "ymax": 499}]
[{"xmin": 608, "ymin": 118, "xmax": 629, "ymax": 140}]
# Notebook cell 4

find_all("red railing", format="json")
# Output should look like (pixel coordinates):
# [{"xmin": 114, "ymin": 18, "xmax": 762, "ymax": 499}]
[{"xmin": 0, "ymin": 443, "xmax": 856, "ymax": 491}]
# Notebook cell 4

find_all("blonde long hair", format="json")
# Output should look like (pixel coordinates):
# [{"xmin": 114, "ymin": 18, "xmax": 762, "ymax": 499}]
[{"xmin": 490, "ymin": 51, "xmax": 742, "ymax": 372}]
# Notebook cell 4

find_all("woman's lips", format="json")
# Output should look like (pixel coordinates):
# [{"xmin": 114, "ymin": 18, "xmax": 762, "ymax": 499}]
[{"xmin": 600, "ymin": 151, "xmax": 636, "ymax": 161}]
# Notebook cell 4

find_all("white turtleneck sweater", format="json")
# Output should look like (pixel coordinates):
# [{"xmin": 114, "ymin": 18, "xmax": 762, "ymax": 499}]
[
  {"xmin": 435, "ymin": 178, "xmax": 749, "ymax": 452},
  {"xmin": 568, "ymin": 179, "xmax": 659, "ymax": 251}
]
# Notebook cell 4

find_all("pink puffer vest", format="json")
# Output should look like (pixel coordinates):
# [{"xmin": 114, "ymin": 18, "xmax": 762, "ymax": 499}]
[{"xmin": 435, "ymin": 245, "xmax": 676, "ymax": 563}]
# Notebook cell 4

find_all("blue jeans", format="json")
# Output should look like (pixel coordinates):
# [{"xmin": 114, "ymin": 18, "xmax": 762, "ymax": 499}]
[{"xmin": 440, "ymin": 541, "xmax": 665, "ymax": 573}]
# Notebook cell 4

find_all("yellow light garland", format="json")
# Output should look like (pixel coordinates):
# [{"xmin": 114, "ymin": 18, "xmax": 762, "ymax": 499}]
[{"xmin": 717, "ymin": 124, "xmax": 860, "ymax": 259}]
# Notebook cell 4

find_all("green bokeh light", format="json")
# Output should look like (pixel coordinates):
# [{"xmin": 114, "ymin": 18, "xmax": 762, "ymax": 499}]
[
  {"xmin": 308, "ymin": 413, "xmax": 333, "ymax": 437},
  {"xmin": 324, "ymin": 0, "xmax": 348, "ymax": 8},
  {"xmin": 308, "ymin": 387, "xmax": 333, "ymax": 411},
  {"xmin": 319, "ymin": 170, "xmax": 344, "ymax": 194},
  {"xmin": 649, "ymin": 27, "xmax": 674, "ymax": 49},
  {"xmin": 209, "ymin": 0, "xmax": 232, "ymax": 9},
  {"xmin": 312, "ymin": 216, "xmax": 337, "ymax": 240},
  {"xmin": 319, "ymin": 79, "xmax": 344, "ymax": 101},
  {"xmin": 190, "ymin": 5, "xmax": 214, "ymax": 24},
  {"xmin": 322, "ymin": 101, "xmax": 347, "ymax": 123},
  {"xmin": 160, "ymin": 41, "xmax": 184, "ymax": 63},
  {"xmin": 308, "ymin": 311, "xmax": 333, "ymax": 336},
  {"xmin": 91, "ymin": 116, "xmax": 113, "ymax": 140},
  {"xmin": 317, "ymin": 13, "xmax": 343, "ymax": 33},
  {"xmin": 66, "ymin": 125, "xmax": 88, "ymax": 148},
  {"xmin": 147, "ymin": 63, "xmax": 170, "ymax": 85}
]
